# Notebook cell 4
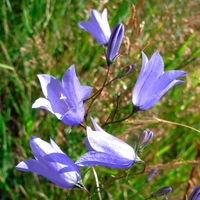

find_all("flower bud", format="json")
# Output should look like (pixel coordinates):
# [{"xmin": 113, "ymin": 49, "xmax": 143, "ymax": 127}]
[
  {"xmin": 189, "ymin": 186, "xmax": 200, "ymax": 200},
  {"xmin": 151, "ymin": 186, "xmax": 172, "ymax": 198},
  {"xmin": 118, "ymin": 64, "xmax": 136, "ymax": 78},
  {"xmin": 147, "ymin": 167, "xmax": 158, "ymax": 182},
  {"xmin": 138, "ymin": 130, "xmax": 153, "ymax": 150},
  {"xmin": 106, "ymin": 23, "xmax": 124, "ymax": 66}
]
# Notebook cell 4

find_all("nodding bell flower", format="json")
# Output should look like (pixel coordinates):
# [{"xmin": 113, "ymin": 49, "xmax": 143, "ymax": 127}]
[
  {"xmin": 78, "ymin": 8, "xmax": 111, "ymax": 45},
  {"xmin": 16, "ymin": 136, "xmax": 83, "ymax": 189},
  {"xmin": 32, "ymin": 64, "xmax": 92, "ymax": 126},
  {"xmin": 151, "ymin": 186, "xmax": 172, "ymax": 198},
  {"xmin": 132, "ymin": 51, "xmax": 186, "ymax": 110},
  {"xmin": 189, "ymin": 186, "xmax": 200, "ymax": 200},
  {"xmin": 75, "ymin": 117, "xmax": 136, "ymax": 168},
  {"xmin": 137, "ymin": 130, "xmax": 153, "ymax": 151},
  {"xmin": 106, "ymin": 23, "xmax": 124, "ymax": 66}
]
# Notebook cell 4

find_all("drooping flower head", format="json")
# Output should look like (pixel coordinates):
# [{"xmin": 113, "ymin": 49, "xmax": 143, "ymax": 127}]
[
  {"xmin": 16, "ymin": 136, "xmax": 82, "ymax": 189},
  {"xmin": 189, "ymin": 186, "xmax": 200, "ymax": 200},
  {"xmin": 75, "ymin": 117, "xmax": 136, "ymax": 168},
  {"xmin": 78, "ymin": 8, "xmax": 111, "ymax": 45},
  {"xmin": 106, "ymin": 23, "xmax": 124, "ymax": 66},
  {"xmin": 32, "ymin": 64, "xmax": 92, "ymax": 126},
  {"xmin": 132, "ymin": 51, "xmax": 186, "ymax": 110}
]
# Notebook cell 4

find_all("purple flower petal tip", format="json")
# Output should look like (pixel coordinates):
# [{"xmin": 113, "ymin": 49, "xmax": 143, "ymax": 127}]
[
  {"xmin": 16, "ymin": 136, "xmax": 82, "ymax": 189},
  {"xmin": 32, "ymin": 64, "xmax": 92, "ymax": 126},
  {"xmin": 75, "ymin": 118, "xmax": 136, "ymax": 169},
  {"xmin": 78, "ymin": 8, "xmax": 111, "ymax": 45},
  {"xmin": 132, "ymin": 51, "xmax": 186, "ymax": 110},
  {"xmin": 106, "ymin": 23, "xmax": 124, "ymax": 66}
]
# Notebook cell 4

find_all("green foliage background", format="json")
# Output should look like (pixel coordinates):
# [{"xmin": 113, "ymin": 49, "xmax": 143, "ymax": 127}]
[{"xmin": 0, "ymin": 0, "xmax": 199, "ymax": 199}]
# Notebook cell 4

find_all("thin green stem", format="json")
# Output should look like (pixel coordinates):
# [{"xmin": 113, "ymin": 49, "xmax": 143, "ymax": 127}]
[{"xmin": 92, "ymin": 167, "xmax": 102, "ymax": 200}]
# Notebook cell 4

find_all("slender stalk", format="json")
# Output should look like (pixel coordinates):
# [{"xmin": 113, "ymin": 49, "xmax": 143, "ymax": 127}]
[
  {"xmin": 84, "ymin": 75, "xmax": 119, "ymax": 102},
  {"xmin": 85, "ymin": 66, "xmax": 110, "ymax": 121},
  {"xmin": 104, "ymin": 95, "xmax": 120, "ymax": 126},
  {"xmin": 92, "ymin": 167, "xmax": 102, "ymax": 200},
  {"xmin": 79, "ymin": 123, "xmax": 86, "ymax": 130},
  {"xmin": 84, "ymin": 187, "xmax": 91, "ymax": 200},
  {"xmin": 104, "ymin": 106, "xmax": 140, "ymax": 126}
]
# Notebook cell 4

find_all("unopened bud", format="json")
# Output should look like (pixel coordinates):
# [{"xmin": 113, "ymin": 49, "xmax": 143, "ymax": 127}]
[
  {"xmin": 124, "ymin": 64, "xmax": 136, "ymax": 75},
  {"xmin": 147, "ymin": 167, "xmax": 158, "ymax": 182},
  {"xmin": 118, "ymin": 64, "xmax": 136, "ymax": 78},
  {"xmin": 106, "ymin": 23, "xmax": 124, "ymax": 66},
  {"xmin": 189, "ymin": 186, "xmax": 200, "ymax": 200},
  {"xmin": 151, "ymin": 186, "xmax": 172, "ymax": 198},
  {"xmin": 138, "ymin": 130, "xmax": 153, "ymax": 150}
]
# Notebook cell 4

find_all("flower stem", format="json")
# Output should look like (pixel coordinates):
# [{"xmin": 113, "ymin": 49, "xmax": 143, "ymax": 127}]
[
  {"xmin": 104, "ymin": 95, "xmax": 120, "ymax": 125},
  {"xmin": 103, "ymin": 106, "xmax": 140, "ymax": 127},
  {"xmin": 83, "ymin": 187, "xmax": 91, "ymax": 200},
  {"xmin": 92, "ymin": 166, "xmax": 102, "ymax": 200},
  {"xmin": 85, "ymin": 66, "xmax": 110, "ymax": 121},
  {"xmin": 84, "ymin": 75, "xmax": 119, "ymax": 103}
]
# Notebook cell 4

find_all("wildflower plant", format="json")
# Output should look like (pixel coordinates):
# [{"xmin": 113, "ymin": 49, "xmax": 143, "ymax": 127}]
[{"xmin": 14, "ymin": 5, "xmax": 199, "ymax": 200}]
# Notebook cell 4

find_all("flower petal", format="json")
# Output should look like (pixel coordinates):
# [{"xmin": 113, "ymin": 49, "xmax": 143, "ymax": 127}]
[
  {"xmin": 41, "ymin": 153, "xmax": 79, "ymax": 170},
  {"xmin": 62, "ymin": 65, "xmax": 92, "ymax": 105},
  {"xmin": 146, "ymin": 51, "xmax": 164, "ymax": 77},
  {"xmin": 132, "ymin": 52, "xmax": 148, "ymax": 105},
  {"xmin": 16, "ymin": 158, "xmax": 79, "ymax": 189},
  {"xmin": 132, "ymin": 51, "xmax": 164, "ymax": 106},
  {"xmin": 50, "ymin": 138, "xmax": 64, "ymax": 154},
  {"xmin": 85, "ymin": 137, "xmax": 95, "ymax": 151},
  {"xmin": 86, "ymin": 125, "xmax": 135, "ymax": 161},
  {"xmin": 61, "ymin": 64, "xmax": 80, "ymax": 107},
  {"xmin": 16, "ymin": 137, "xmax": 81, "ymax": 189},
  {"xmin": 90, "ymin": 9, "xmax": 111, "ymax": 43},
  {"xmin": 141, "ymin": 80, "xmax": 184, "ymax": 110},
  {"xmin": 60, "ymin": 101, "xmax": 85, "ymax": 126},
  {"xmin": 90, "ymin": 117, "xmax": 106, "ymax": 133},
  {"xmin": 16, "ymin": 159, "xmax": 43, "ymax": 173},
  {"xmin": 30, "ymin": 136, "xmax": 63, "ymax": 159},
  {"xmin": 75, "ymin": 151, "xmax": 134, "ymax": 168},
  {"xmin": 139, "ymin": 70, "xmax": 186, "ymax": 109},
  {"xmin": 78, "ymin": 9, "xmax": 111, "ymax": 45},
  {"xmin": 39, "ymin": 154, "xmax": 80, "ymax": 188},
  {"xmin": 37, "ymin": 74, "xmax": 68, "ymax": 115},
  {"xmin": 32, "ymin": 97, "xmax": 62, "ymax": 119},
  {"xmin": 79, "ymin": 86, "xmax": 93, "ymax": 101}
]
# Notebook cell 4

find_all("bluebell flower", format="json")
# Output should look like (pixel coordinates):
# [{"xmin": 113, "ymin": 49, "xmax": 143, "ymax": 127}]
[
  {"xmin": 32, "ymin": 64, "xmax": 92, "ymax": 126},
  {"xmin": 75, "ymin": 117, "xmax": 136, "ymax": 168},
  {"xmin": 132, "ymin": 51, "xmax": 187, "ymax": 110},
  {"xmin": 106, "ymin": 23, "xmax": 124, "ymax": 66},
  {"xmin": 16, "ymin": 136, "xmax": 83, "ymax": 189},
  {"xmin": 189, "ymin": 186, "xmax": 200, "ymax": 200},
  {"xmin": 79, "ymin": 8, "xmax": 111, "ymax": 45}
]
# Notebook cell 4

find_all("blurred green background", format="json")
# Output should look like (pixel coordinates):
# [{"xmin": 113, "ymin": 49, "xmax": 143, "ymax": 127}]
[{"xmin": 0, "ymin": 0, "xmax": 199, "ymax": 199}]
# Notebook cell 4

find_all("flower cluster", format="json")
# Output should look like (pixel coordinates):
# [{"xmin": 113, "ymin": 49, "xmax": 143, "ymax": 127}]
[{"xmin": 16, "ymin": 8, "xmax": 188, "ymax": 198}]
